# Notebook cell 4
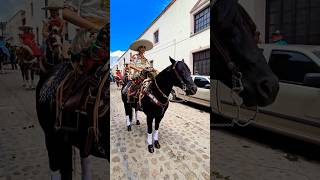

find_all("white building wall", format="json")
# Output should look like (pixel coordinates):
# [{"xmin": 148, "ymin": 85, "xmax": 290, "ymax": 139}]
[
  {"xmin": 24, "ymin": 0, "xmax": 47, "ymax": 45},
  {"xmin": 113, "ymin": 0, "xmax": 210, "ymax": 74},
  {"xmin": 6, "ymin": 11, "xmax": 25, "ymax": 46},
  {"xmin": 239, "ymin": 0, "xmax": 266, "ymax": 42}
]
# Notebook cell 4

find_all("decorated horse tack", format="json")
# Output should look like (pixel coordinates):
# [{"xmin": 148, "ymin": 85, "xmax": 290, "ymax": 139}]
[{"xmin": 36, "ymin": 2, "xmax": 109, "ymax": 177}]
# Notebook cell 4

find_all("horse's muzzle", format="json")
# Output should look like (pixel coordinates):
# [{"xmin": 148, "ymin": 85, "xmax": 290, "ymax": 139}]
[{"xmin": 186, "ymin": 85, "xmax": 197, "ymax": 95}]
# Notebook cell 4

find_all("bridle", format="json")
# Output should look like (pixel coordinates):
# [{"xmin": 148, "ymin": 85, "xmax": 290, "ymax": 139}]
[
  {"xmin": 154, "ymin": 61, "xmax": 188, "ymax": 102},
  {"xmin": 212, "ymin": 31, "xmax": 258, "ymax": 127},
  {"xmin": 172, "ymin": 61, "xmax": 187, "ymax": 91}
]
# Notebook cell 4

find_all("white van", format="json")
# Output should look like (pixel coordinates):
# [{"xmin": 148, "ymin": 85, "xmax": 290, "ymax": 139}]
[
  {"xmin": 171, "ymin": 75, "xmax": 210, "ymax": 107},
  {"xmin": 211, "ymin": 44, "xmax": 320, "ymax": 145}
]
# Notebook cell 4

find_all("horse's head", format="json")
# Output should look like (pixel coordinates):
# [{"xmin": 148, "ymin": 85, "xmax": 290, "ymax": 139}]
[
  {"xmin": 211, "ymin": 0, "xmax": 279, "ymax": 107},
  {"xmin": 169, "ymin": 57, "xmax": 197, "ymax": 95}
]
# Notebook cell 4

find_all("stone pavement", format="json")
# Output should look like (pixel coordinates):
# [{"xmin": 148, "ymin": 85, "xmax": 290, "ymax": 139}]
[
  {"xmin": 211, "ymin": 128, "xmax": 320, "ymax": 180},
  {"xmin": 110, "ymin": 84, "xmax": 210, "ymax": 180},
  {"xmin": 0, "ymin": 67, "xmax": 109, "ymax": 180}
]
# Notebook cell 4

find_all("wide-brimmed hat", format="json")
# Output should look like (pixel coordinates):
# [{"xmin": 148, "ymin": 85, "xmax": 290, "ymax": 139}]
[
  {"xmin": 129, "ymin": 39, "xmax": 153, "ymax": 51},
  {"xmin": 42, "ymin": 0, "xmax": 64, "ymax": 10}
]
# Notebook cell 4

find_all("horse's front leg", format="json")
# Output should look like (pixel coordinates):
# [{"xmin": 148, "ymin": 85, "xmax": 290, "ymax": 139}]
[
  {"xmin": 30, "ymin": 65, "xmax": 35, "ymax": 89},
  {"xmin": 80, "ymin": 156, "xmax": 92, "ymax": 180},
  {"xmin": 154, "ymin": 116, "xmax": 163, "ymax": 149},
  {"xmin": 146, "ymin": 115, "xmax": 154, "ymax": 153}
]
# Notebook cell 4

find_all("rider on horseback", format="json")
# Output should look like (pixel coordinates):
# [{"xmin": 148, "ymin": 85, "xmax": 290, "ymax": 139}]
[
  {"xmin": 42, "ymin": 3, "xmax": 65, "ymax": 65},
  {"xmin": 126, "ymin": 39, "xmax": 157, "ymax": 98},
  {"xmin": 19, "ymin": 26, "xmax": 43, "ymax": 57},
  {"xmin": 122, "ymin": 39, "xmax": 158, "ymax": 126}
]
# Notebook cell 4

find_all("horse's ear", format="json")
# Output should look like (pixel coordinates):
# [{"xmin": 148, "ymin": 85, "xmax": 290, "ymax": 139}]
[
  {"xmin": 169, "ymin": 56, "xmax": 175, "ymax": 64},
  {"xmin": 182, "ymin": 59, "xmax": 185, "ymax": 62}
]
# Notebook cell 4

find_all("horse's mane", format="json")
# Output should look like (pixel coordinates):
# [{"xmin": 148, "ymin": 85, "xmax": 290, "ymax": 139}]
[{"xmin": 236, "ymin": 4, "xmax": 257, "ymax": 36}]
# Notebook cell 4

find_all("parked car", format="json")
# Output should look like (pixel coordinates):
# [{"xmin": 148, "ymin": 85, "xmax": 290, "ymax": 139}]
[
  {"xmin": 211, "ymin": 44, "xmax": 320, "ymax": 145},
  {"xmin": 171, "ymin": 75, "xmax": 210, "ymax": 107}
]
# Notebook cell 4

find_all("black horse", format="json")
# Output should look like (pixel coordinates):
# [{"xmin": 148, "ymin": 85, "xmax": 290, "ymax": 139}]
[
  {"xmin": 0, "ymin": 49, "xmax": 8, "ymax": 73},
  {"xmin": 36, "ymin": 24, "xmax": 109, "ymax": 180},
  {"xmin": 211, "ymin": 0, "xmax": 279, "ymax": 107},
  {"xmin": 121, "ymin": 57, "xmax": 197, "ymax": 153}
]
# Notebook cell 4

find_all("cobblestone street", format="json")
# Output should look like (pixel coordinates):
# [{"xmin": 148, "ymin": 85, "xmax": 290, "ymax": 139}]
[
  {"xmin": 0, "ymin": 67, "xmax": 109, "ymax": 180},
  {"xmin": 212, "ymin": 127, "xmax": 320, "ymax": 180},
  {"xmin": 110, "ymin": 84, "xmax": 210, "ymax": 179}
]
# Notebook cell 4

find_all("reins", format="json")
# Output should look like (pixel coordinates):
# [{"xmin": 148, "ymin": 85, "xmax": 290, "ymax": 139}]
[{"xmin": 212, "ymin": 31, "xmax": 258, "ymax": 126}]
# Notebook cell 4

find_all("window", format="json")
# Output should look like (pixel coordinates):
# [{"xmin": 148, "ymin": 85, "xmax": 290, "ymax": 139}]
[
  {"xmin": 194, "ymin": 77, "xmax": 210, "ymax": 88},
  {"xmin": 193, "ymin": 49, "xmax": 210, "ymax": 76},
  {"xmin": 36, "ymin": 27, "xmax": 39, "ymax": 44},
  {"xmin": 266, "ymin": 0, "xmax": 320, "ymax": 44},
  {"xmin": 153, "ymin": 30, "xmax": 159, "ymax": 44},
  {"xmin": 194, "ymin": 7, "xmax": 210, "ymax": 33},
  {"xmin": 269, "ymin": 50, "xmax": 320, "ymax": 85},
  {"xmin": 45, "ymin": 0, "xmax": 48, "ymax": 18},
  {"xmin": 31, "ymin": 3, "xmax": 34, "ymax": 17}
]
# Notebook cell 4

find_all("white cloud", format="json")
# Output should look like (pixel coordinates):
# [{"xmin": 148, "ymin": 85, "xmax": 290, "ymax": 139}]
[
  {"xmin": 110, "ymin": 50, "xmax": 126, "ymax": 68},
  {"xmin": 110, "ymin": 50, "xmax": 125, "ymax": 58}
]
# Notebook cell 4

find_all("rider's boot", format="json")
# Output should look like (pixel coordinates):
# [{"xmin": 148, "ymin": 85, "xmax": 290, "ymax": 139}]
[
  {"xmin": 153, "ymin": 130, "xmax": 161, "ymax": 149},
  {"xmin": 135, "ymin": 110, "xmax": 140, "ymax": 125},
  {"xmin": 81, "ymin": 157, "xmax": 92, "ymax": 180},
  {"xmin": 147, "ymin": 133, "xmax": 154, "ymax": 153},
  {"xmin": 50, "ymin": 170, "xmax": 61, "ymax": 180},
  {"xmin": 126, "ymin": 115, "xmax": 131, "ymax": 131}
]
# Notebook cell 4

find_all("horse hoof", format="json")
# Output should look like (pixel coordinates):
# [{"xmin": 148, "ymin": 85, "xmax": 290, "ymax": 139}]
[
  {"xmin": 136, "ymin": 120, "xmax": 140, "ymax": 125},
  {"xmin": 154, "ymin": 140, "xmax": 161, "ymax": 149},
  {"xmin": 127, "ymin": 125, "xmax": 131, "ymax": 131},
  {"xmin": 148, "ymin": 145, "xmax": 154, "ymax": 153}
]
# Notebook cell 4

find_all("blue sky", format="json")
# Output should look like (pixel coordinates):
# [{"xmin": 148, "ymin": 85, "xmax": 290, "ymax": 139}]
[
  {"xmin": 110, "ymin": 0, "xmax": 172, "ymax": 66},
  {"xmin": 0, "ymin": 0, "xmax": 24, "ymax": 21}
]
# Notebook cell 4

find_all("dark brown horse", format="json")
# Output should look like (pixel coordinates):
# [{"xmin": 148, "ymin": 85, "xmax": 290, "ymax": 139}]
[
  {"xmin": 36, "ymin": 24, "xmax": 109, "ymax": 180},
  {"xmin": 15, "ymin": 46, "xmax": 39, "ymax": 89}
]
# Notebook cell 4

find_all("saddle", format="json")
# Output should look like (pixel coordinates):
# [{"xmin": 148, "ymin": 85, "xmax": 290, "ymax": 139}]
[
  {"xmin": 54, "ymin": 65, "xmax": 109, "ymax": 158},
  {"xmin": 126, "ymin": 67, "xmax": 157, "ymax": 103}
]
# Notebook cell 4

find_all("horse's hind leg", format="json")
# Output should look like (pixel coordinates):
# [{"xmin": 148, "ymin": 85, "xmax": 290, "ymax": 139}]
[
  {"xmin": 146, "ymin": 116, "xmax": 154, "ymax": 153},
  {"xmin": 25, "ymin": 68, "xmax": 30, "ymax": 88},
  {"xmin": 30, "ymin": 68, "xmax": 35, "ymax": 89}
]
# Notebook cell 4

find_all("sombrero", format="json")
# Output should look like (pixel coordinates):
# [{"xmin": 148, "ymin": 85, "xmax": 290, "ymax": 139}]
[
  {"xmin": 42, "ymin": 0, "xmax": 64, "ymax": 10},
  {"xmin": 129, "ymin": 39, "xmax": 153, "ymax": 51}
]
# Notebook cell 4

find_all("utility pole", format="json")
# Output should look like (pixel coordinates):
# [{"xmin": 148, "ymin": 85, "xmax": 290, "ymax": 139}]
[{"xmin": 0, "ymin": 21, "xmax": 6, "ymax": 37}]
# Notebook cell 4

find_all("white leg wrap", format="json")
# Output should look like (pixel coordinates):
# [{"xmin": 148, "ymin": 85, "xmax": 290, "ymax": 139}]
[
  {"xmin": 50, "ymin": 170, "xmax": 61, "ymax": 180},
  {"xmin": 135, "ymin": 110, "xmax": 138, "ymax": 121},
  {"xmin": 154, "ymin": 130, "xmax": 159, "ymax": 141},
  {"xmin": 126, "ymin": 115, "xmax": 131, "ymax": 126},
  {"xmin": 81, "ymin": 157, "xmax": 92, "ymax": 180},
  {"xmin": 147, "ymin": 133, "xmax": 153, "ymax": 145}
]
